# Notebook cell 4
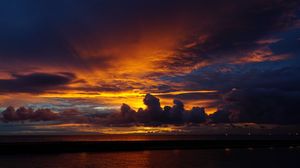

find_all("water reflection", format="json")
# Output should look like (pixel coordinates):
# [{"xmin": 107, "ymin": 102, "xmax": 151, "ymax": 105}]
[{"xmin": 0, "ymin": 148, "xmax": 299, "ymax": 168}]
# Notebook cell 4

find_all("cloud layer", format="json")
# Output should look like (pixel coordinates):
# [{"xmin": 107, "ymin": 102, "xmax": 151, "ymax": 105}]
[
  {"xmin": 1, "ymin": 106, "xmax": 59, "ymax": 122},
  {"xmin": 3, "ymin": 93, "xmax": 299, "ymax": 125},
  {"xmin": 0, "ymin": 72, "xmax": 76, "ymax": 94},
  {"xmin": 211, "ymin": 88, "xmax": 300, "ymax": 124},
  {"xmin": 0, "ymin": 0, "xmax": 300, "ymax": 128}
]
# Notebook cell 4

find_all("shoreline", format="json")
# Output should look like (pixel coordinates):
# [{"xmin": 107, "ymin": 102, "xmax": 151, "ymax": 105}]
[{"xmin": 0, "ymin": 135, "xmax": 299, "ymax": 154}]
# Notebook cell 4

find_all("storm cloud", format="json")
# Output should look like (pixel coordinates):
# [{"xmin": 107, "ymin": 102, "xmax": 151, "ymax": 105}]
[
  {"xmin": 0, "ymin": 0, "xmax": 300, "ymax": 130},
  {"xmin": 115, "ymin": 94, "xmax": 208, "ymax": 124},
  {"xmin": 0, "ymin": 0, "xmax": 299, "ymax": 71},
  {"xmin": 211, "ymin": 88, "xmax": 300, "ymax": 124},
  {"xmin": 1, "ymin": 106, "xmax": 59, "ymax": 122},
  {"xmin": 0, "ymin": 72, "xmax": 76, "ymax": 93}
]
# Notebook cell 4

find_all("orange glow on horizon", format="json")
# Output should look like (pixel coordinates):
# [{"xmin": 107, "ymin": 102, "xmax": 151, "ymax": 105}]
[{"xmin": 36, "ymin": 90, "xmax": 218, "ymax": 113}]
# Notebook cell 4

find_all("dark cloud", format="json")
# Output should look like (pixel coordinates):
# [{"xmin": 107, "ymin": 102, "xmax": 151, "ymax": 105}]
[
  {"xmin": 187, "ymin": 107, "xmax": 207, "ymax": 123},
  {"xmin": 1, "ymin": 106, "xmax": 59, "ymax": 122},
  {"xmin": 169, "ymin": 99, "xmax": 185, "ymax": 123},
  {"xmin": 32, "ymin": 109, "xmax": 60, "ymax": 121},
  {"xmin": 0, "ymin": 72, "xmax": 76, "ymax": 93},
  {"xmin": 166, "ymin": 63, "xmax": 300, "ymax": 94},
  {"xmin": 0, "ymin": 0, "xmax": 300, "ymax": 127},
  {"xmin": 1, "ymin": 106, "xmax": 19, "ymax": 122},
  {"xmin": 209, "ymin": 110, "xmax": 231, "ymax": 123},
  {"xmin": 114, "ymin": 92, "xmax": 300, "ymax": 124},
  {"xmin": 166, "ymin": 0, "xmax": 300, "ymax": 69},
  {"xmin": 1, "ymin": 107, "xmax": 94, "ymax": 123},
  {"xmin": 15, "ymin": 106, "xmax": 34, "ymax": 121},
  {"xmin": 0, "ymin": 0, "xmax": 89, "ymax": 69},
  {"xmin": 2, "ymin": 91, "xmax": 299, "ymax": 125},
  {"xmin": 168, "ymin": 61, "xmax": 300, "ymax": 124},
  {"xmin": 120, "ymin": 103, "xmax": 136, "ymax": 123},
  {"xmin": 143, "ymin": 94, "xmax": 163, "ymax": 121},
  {"xmin": 112, "ymin": 94, "xmax": 208, "ymax": 125},
  {"xmin": 0, "ymin": 0, "xmax": 299, "ymax": 70},
  {"xmin": 211, "ymin": 88, "xmax": 300, "ymax": 124},
  {"xmin": 270, "ymin": 28, "xmax": 300, "ymax": 56}
]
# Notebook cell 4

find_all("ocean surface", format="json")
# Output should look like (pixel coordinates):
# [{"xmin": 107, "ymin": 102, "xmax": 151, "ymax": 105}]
[
  {"xmin": 0, "ymin": 148, "xmax": 299, "ymax": 168},
  {"xmin": 0, "ymin": 135, "xmax": 299, "ymax": 168},
  {"xmin": 1, "ymin": 134, "xmax": 299, "ymax": 143}
]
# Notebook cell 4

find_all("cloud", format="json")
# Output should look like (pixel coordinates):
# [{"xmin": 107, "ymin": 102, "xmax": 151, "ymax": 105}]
[
  {"xmin": 189, "ymin": 64, "xmax": 300, "ymax": 124},
  {"xmin": 270, "ymin": 29, "xmax": 300, "ymax": 56},
  {"xmin": 1, "ymin": 107, "xmax": 95, "ymax": 123},
  {"xmin": 32, "ymin": 109, "xmax": 60, "ymax": 121},
  {"xmin": 1, "ymin": 0, "xmax": 298, "ymax": 75},
  {"xmin": 113, "ymin": 92, "xmax": 300, "ymax": 124},
  {"xmin": 0, "ymin": 72, "xmax": 76, "ymax": 94},
  {"xmin": 169, "ymin": 99, "xmax": 185, "ymax": 123},
  {"xmin": 111, "ymin": 94, "xmax": 208, "ymax": 124},
  {"xmin": 1, "ymin": 106, "xmax": 19, "ymax": 121},
  {"xmin": 187, "ymin": 107, "xmax": 207, "ymax": 123},
  {"xmin": 1, "ymin": 106, "xmax": 59, "ymax": 122},
  {"xmin": 166, "ymin": 63, "xmax": 300, "ymax": 95},
  {"xmin": 2, "ymin": 90, "xmax": 300, "ymax": 125},
  {"xmin": 120, "ymin": 103, "xmax": 136, "ymax": 123},
  {"xmin": 211, "ymin": 88, "xmax": 300, "ymax": 124},
  {"xmin": 142, "ymin": 93, "xmax": 164, "ymax": 121},
  {"xmin": 15, "ymin": 106, "xmax": 34, "ymax": 120},
  {"xmin": 165, "ymin": 0, "xmax": 300, "ymax": 70},
  {"xmin": 0, "ymin": 1, "xmax": 299, "ymax": 126}
]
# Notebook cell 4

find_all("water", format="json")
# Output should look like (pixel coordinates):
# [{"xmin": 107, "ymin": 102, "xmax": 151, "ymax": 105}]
[
  {"xmin": 0, "ymin": 148, "xmax": 299, "ymax": 168},
  {"xmin": 0, "ymin": 135, "xmax": 299, "ymax": 168},
  {"xmin": 0, "ymin": 134, "xmax": 298, "ymax": 143}
]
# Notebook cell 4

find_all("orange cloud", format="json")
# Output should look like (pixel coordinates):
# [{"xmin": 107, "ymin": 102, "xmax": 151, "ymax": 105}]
[{"xmin": 233, "ymin": 48, "xmax": 291, "ymax": 64}]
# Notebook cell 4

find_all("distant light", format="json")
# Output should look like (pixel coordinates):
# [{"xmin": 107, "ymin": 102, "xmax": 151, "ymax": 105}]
[{"xmin": 225, "ymin": 148, "xmax": 231, "ymax": 152}]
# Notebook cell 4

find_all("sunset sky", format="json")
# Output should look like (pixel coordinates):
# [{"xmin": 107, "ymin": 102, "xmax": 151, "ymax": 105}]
[{"xmin": 1, "ymin": 0, "xmax": 300, "ymax": 132}]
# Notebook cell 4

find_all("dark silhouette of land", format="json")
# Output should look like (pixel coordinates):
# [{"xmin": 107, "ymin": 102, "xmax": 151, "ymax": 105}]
[{"xmin": 0, "ymin": 135, "xmax": 299, "ymax": 154}]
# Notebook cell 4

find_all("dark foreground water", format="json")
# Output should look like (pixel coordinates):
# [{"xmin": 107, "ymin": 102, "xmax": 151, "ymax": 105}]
[
  {"xmin": 0, "ymin": 148, "xmax": 299, "ymax": 168},
  {"xmin": 0, "ymin": 135, "xmax": 299, "ymax": 168}
]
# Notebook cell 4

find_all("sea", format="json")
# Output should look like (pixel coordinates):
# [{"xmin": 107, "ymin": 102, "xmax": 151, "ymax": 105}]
[{"xmin": 0, "ymin": 135, "xmax": 299, "ymax": 168}]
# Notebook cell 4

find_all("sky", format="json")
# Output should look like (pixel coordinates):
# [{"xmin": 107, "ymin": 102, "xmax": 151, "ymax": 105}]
[{"xmin": 1, "ymin": 0, "xmax": 300, "ymax": 133}]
